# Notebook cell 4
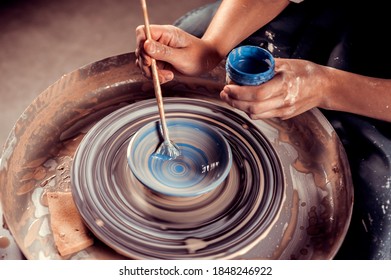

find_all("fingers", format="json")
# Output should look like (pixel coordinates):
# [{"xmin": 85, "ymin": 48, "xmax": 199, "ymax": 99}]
[
  {"xmin": 136, "ymin": 24, "xmax": 185, "ymax": 60},
  {"xmin": 156, "ymin": 69, "xmax": 174, "ymax": 84},
  {"xmin": 136, "ymin": 24, "xmax": 184, "ymax": 82},
  {"xmin": 135, "ymin": 25, "xmax": 151, "ymax": 76},
  {"xmin": 221, "ymin": 87, "xmax": 278, "ymax": 116},
  {"xmin": 143, "ymin": 39, "xmax": 175, "ymax": 61},
  {"xmin": 220, "ymin": 84, "xmax": 270, "ymax": 104},
  {"xmin": 135, "ymin": 55, "xmax": 174, "ymax": 84},
  {"xmin": 220, "ymin": 84, "xmax": 299, "ymax": 120}
]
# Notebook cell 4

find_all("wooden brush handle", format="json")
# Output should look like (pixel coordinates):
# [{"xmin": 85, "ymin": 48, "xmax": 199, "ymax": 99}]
[{"xmin": 140, "ymin": 0, "xmax": 170, "ymax": 142}]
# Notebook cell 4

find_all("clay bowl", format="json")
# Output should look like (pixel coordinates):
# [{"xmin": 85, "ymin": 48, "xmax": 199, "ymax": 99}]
[
  {"xmin": 0, "ymin": 53, "xmax": 354, "ymax": 260},
  {"xmin": 127, "ymin": 118, "xmax": 232, "ymax": 197}
]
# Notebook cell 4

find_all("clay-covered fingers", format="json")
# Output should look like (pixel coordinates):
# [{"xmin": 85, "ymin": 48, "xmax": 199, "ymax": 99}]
[
  {"xmin": 220, "ymin": 78, "xmax": 317, "ymax": 120},
  {"xmin": 220, "ymin": 86, "xmax": 279, "ymax": 119},
  {"xmin": 219, "ymin": 83, "xmax": 292, "ymax": 119},
  {"xmin": 220, "ymin": 84, "xmax": 273, "ymax": 101}
]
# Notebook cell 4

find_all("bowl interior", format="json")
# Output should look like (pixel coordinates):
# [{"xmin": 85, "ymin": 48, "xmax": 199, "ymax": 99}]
[{"xmin": 127, "ymin": 118, "xmax": 232, "ymax": 197}]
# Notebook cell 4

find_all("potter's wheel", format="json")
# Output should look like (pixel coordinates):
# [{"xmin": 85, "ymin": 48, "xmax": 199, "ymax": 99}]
[
  {"xmin": 0, "ymin": 53, "xmax": 353, "ymax": 259},
  {"xmin": 71, "ymin": 98, "xmax": 283, "ymax": 259}
]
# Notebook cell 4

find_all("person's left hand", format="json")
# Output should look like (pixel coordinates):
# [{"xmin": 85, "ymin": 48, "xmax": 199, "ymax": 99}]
[{"xmin": 220, "ymin": 58, "xmax": 328, "ymax": 120}]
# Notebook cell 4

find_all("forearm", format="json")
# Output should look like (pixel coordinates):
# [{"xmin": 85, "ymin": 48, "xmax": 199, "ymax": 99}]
[
  {"xmin": 322, "ymin": 68, "xmax": 391, "ymax": 122},
  {"xmin": 201, "ymin": 0, "xmax": 290, "ymax": 58}
]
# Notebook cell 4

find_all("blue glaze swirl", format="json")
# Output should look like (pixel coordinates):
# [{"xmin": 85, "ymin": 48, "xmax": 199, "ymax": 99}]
[{"xmin": 128, "ymin": 118, "xmax": 232, "ymax": 196}]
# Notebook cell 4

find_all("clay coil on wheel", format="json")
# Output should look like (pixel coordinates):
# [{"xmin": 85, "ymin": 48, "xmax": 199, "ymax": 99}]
[{"xmin": 0, "ymin": 53, "xmax": 353, "ymax": 259}]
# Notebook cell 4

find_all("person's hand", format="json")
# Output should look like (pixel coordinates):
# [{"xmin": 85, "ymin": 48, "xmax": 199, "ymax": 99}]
[
  {"xmin": 135, "ymin": 24, "xmax": 223, "ymax": 83},
  {"xmin": 220, "ymin": 58, "xmax": 328, "ymax": 120}
]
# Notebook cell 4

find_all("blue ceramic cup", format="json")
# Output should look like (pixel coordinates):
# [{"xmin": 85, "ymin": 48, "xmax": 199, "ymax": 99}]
[{"xmin": 226, "ymin": 45, "xmax": 275, "ymax": 86}]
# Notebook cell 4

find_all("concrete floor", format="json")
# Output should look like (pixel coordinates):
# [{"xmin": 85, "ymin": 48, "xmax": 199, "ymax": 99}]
[{"xmin": 0, "ymin": 0, "xmax": 214, "ymax": 149}]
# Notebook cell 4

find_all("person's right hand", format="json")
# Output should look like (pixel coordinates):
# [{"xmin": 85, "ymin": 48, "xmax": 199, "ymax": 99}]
[{"xmin": 135, "ymin": 24, "xmax": 223, "ymax": 83}]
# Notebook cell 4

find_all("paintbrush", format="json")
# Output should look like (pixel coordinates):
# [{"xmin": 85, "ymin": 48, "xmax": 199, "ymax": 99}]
[{"xmin": 140, "ymin": 0, "xmax": 180, "ymax": 160}]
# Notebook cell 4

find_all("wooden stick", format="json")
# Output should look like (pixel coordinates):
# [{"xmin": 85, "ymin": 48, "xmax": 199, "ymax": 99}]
[{"xmin": 140, "ymin": 0, "xmax": 170, "ymax": 143}]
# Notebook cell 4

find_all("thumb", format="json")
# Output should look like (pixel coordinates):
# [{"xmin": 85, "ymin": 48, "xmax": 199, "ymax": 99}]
[{"xmin": 144, "ymin": 39, "xmax": 174, "ymax": 62}]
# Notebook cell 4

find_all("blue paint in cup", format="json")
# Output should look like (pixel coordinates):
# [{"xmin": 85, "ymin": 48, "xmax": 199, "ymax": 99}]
[{"xmin": 226, "ymin": 45, "xmax": 275, "ymax": 86}]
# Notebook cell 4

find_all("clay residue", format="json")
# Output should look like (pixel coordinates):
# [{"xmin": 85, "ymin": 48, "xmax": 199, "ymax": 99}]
[
  {"xmin": 264, "ymin": 111, "xmax": 353, "ymax": 259},
  {"xmin": 0, "ymin": 236, "xmax": 10, "ymax": 249},
  {"xmin": 272, "ymin": 189, "xmax": 299, "ymax": 259},
  {"xmin": 265, "ymin": 114, "xmax": 347, "ymax": 190}
]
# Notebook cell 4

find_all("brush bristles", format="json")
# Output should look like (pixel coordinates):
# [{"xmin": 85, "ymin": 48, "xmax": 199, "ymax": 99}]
[{"xmin": 153, "ymin": 141, "xmax": 181, "ymax": 160}]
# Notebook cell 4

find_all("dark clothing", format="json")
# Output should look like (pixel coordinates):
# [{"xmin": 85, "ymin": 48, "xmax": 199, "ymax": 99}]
[{"xmin": 174, "ymin": 0, "xmax": 391, "ymax": 259}]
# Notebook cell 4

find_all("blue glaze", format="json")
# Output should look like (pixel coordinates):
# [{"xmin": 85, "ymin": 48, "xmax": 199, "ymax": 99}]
[
  {"xmin": 149, "ymin": 144, "xmax": 208, "ymax": 189},
  {"xmin": 226, "ymin": 45, "xmax": 275, "ymax": 86},
  {"xmin": 127, "ymin": 118, "xmax": 232, "ymax": 197},
  {"xmin": 174, "ymin": 165, "xmax": 183, "ymax": 173}
]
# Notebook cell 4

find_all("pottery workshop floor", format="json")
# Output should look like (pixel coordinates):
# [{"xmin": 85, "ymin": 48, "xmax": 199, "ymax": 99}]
[{"xmin": 0, "ymin": 0, "xmax": 214, "ymax": 149}]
